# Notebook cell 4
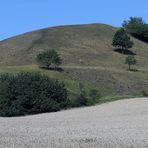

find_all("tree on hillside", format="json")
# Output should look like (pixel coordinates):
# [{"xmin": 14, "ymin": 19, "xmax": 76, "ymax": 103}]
[
  {"xmin": 112, "ymin": 28, "xmax": 134, "ymax": 54},
  {"xmin": 122, "ymin": 17, "xmax": 145, "ymax": 34},
  {"xmin": 122, "ymin": 17, "xmax": 148, "ymax": 42},
  {"xmin": 125, "ymin": 55, "xmax": 137, "ymax": 70},
  {"xmin": 36, "ymin": 49, "xmax": 62, "ymax": 69},
  {"xmin": 122, "ymin": 17, "xmax": 145, "ymax": 29}
]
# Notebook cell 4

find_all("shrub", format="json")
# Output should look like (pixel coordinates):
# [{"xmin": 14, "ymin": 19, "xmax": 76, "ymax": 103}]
[
  {"xmin": 72, "ymin": 84, "xmax": 101, "ymax": 107},
  {"xmin": 73, "ymin": 83, "xmax": 87, "ymax": 107},
  {"xmin": 142, "ymin": 89, "xmax": 148, "ymax": 97},
  {"xmin": 88, "ymin": 89, "xmax": 101, "ymax": 105},
  {"xmin": 0, "ymin": 72, "xmax": 67, "ymax": 117}
]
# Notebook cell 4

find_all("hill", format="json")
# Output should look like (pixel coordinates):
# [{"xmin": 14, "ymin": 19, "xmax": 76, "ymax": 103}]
[
  {"xmin": 0, "ymin": 23, "xmax": 117, "ymax": 66},
  {"xmin": 0, "ymin": 98, "xmax": 148, "ymax": 148},
  {"xmin": 0, "ymin": 23, "xmax": 148, "ymax": 98}
]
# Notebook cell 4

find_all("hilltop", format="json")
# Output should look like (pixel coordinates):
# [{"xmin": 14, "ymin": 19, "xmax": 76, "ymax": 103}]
[
  {"xmin": 0, "ymin": 23, "xmax": 117, "ymax": 66},
  {"xmin": 0, "ymin": 23, "xmax": 148, "ymax": 97}
]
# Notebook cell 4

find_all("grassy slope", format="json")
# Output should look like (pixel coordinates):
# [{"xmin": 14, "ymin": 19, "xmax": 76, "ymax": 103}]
[{"xmin": 0, "ymin": 23, "xmax": 148, "ymax": 99}]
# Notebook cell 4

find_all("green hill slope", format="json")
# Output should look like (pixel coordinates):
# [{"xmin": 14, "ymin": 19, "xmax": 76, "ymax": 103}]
[{"xmin": 0, "ymin": 23, "xmax": 148, "ymax": 99}]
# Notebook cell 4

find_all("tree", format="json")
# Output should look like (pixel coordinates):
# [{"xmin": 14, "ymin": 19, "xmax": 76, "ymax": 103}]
[
  {"xmin": 125, "ymin": 55, "xmax": 137, "ymax": 70},
  {"xmin": 0, "ymin": 72, "xmax": 68, "ymax": 117},
  {"xmin": 36, "ymin": 49, "xmax": 62, "ymax": 69},
  {"xmin": 122, "ymin": 17, "xmax": 145, "ymax": 30},
  {"xmin": 112, "ymin": 28, "xmax": 133, "ymax": 54},
  {"xmin": 122, "ymin": 17, "xmax": 148, "ymax": 42}
]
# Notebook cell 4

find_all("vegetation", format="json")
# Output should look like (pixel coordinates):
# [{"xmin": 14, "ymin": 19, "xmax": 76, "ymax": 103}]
[
  {"xmin": 0, "ymin": 72, "xmax": 68, "ymax": 117},
  {"xmin": 125, "ymin": 55, "xmax": 137, "ymax": 70},
  {"xmin": 88, "ymin": 89, "xmax": 101, "ymax": 104},
  {"xmin": 112, "ymin": 28, "xmax": 133, "ymax": 54},
  {"xmin": 0, "ymin": 23, "xmax": 148, "ymax": 116},
  {"xmin": 142, "ymin": 89, "xmax": 148, "ymax": 97},
  {"xmin": 123, "ymin": 17, "xmax": 148, "ymax": 42},
  {"xmin": 75, "ymin": 83, "xmax": 88, "ymax": 107},
  {"xmin": 72, "ymin": 83, "xmax": 102, "ymax": 107},
  {"xmin": 36, "ymin": 49, "xmax": 62, "ymax": 69}
]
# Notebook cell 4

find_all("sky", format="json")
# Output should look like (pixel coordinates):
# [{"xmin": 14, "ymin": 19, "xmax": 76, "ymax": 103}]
[{"xmin": 0, "ymin": 0, "xmax": 148, "ymax": 40}]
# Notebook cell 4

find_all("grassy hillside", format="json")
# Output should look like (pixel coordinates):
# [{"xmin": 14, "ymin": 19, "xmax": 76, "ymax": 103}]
[
  {"xmin": 0, "ymin": 23, "xmax": 148, "ymax": 98},
  {"xmin": 0, "ymin": 23, "xmax": 117, "ymax": 66}
]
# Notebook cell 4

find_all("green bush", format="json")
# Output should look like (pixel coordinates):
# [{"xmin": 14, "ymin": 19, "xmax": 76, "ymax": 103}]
[
  {"xmin": 74, "ymin": 92, "xmax": 88, "ymax": 107},
  {"xmin": 71, "ymin": 83, "xmax": 88, "ymax": 107},
  {"xmin": 142, "ymin": 89, "xmax": 148, "ymax": 97},
  {"xmin": 72, "ymin": 84, "xmax": 101, "ymax": 107},
  {"xmin": 88, "ymin": 89, "xmax": 101, "ymax": 105},
  {"xmin": 0, "ymin": 72, "xmax": 67, "ymax": 117}
]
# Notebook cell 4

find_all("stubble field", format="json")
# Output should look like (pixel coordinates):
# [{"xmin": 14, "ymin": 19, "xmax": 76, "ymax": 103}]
[{"xmin": 0, "ymin": 98, "xmax": 148, "ymax": 148}]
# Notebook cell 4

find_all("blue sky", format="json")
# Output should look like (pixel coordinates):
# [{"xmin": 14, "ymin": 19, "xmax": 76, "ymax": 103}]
[{"xmin": 0, "ymin": 0, "xmax": 148, "ymax": 40}]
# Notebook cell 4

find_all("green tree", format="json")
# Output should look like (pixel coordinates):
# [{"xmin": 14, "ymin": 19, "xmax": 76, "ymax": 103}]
[
  {"xmin": 36, "ymin": 49, "xmax": 62, "ymax": 69},
  {"xmin": 125, "ymin": 55, "xmax": 137, "ymax": 70},
  {"xmin": 112, "ymin": 28, "xmax": 133, "ymax": 54},
  {"xmin": 123, "ymin": 17, "xmax": 148, "ymax": 42},
  {"xmin": 122, "ymin": 17, "xmax": 145, "ymax": 34},
  {"xmin": 122, "ymin": 17, "xmax": 145, "ymax": 28},
  {"xmin": 0, "ymin": 72, "xmax": 68, "ymax": 117}
]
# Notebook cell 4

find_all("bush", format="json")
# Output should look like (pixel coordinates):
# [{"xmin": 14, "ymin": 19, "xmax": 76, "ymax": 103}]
[
  {"xmin": 72, "ymin": 84, "xmax": 101, "ymax": 107},
  {"xmin": 88, "ymin": 89, "xmax": 101, "ymax": 105},
  {"xmin": 142, "ymin": 89, "xmax": 148, "ymax": 97},
  {"xmin": 73, "ymin": 83, "xmax": 87, "ymax": 107},
  {"xmin": 0, "ymin": 72, "xmax": 68, "ymax": 117},
  {"xmin": 74, "ymin": 92, "xmax": 88, "ymax": 107}
]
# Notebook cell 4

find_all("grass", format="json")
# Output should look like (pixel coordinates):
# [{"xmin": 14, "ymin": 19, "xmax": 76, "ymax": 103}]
[
  {"xmin": 0, "ymin": 23, "xmax": 148, "ymax": 147},
  {"xmin": 0, "ymin": 23, "xmax": 148, "ymax": 99},
  {"xmin": 0, "ymin": 65, "xmax": 78, "ymax": 91},
  {"xmin": 0, "ymin": 65, "xmax": 100, "ymax": 103},
  {"xmin": 0, "ymin": 64, "xmax": 144, "ymax": 105}
]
